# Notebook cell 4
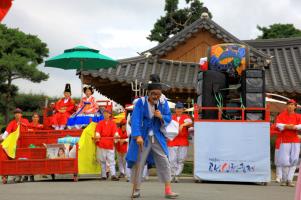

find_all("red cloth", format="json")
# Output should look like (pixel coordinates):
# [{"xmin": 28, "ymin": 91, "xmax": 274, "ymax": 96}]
[
  {"xmin": 115, "ymin": 128, "xmax": 128, "ymax": 154},
  {"xmin": 0, "ymin": 0, "xmax": 12, "ymax": 21},
  {"xmin": 96, "ymin": 119, "xmax": 117, "ymax": 150},
  {"xmin": 199, "ymin": 57, "xmax": 208, "ymax": 71},
  {"xmin": 270, "ymin": 124, "xmax": 281, "ymax": 149},
  {"xmin": 0, "ymin": 147, "xmax": 9, "ymax": 161},
  {"xmin": 167, "ymin": 114, "xmax": 191, "ymax": 147},
  {"xmin": 28, "ymin": 122, "xmax": 44, "ymax": 131},
  {"xmin": 276, "ymin": 110, "xmax": 301, "ymax": 143},
  {"xmin": 52, "ymin": 97, "xmax": 75, "ymax": 126},
  {"xmin": 5, "ymin": 118, "xmax": 29, "ymax": 134}
]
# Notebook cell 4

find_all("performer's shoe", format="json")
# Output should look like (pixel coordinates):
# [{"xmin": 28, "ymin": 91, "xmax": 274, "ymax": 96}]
[
  {"xmin": 143, "ymin": 176, "xmax": 149, "ymax": 181},
  {"xmin": 174, "ymin": 176, "xmax": 179, "ymax": 183},
  {"xmin": 280, "ymin": 181, "xmax": 287, "ymax": 186},
  {"xmin": 22, "ymin": 176, "xmax": 28, "ymax": 182},
  {"xmin": 111, "ymin": 176, "xmax": 120, "ymax": 181},
  {"xmin": 13, "ymin": 176, "xmax": 22, "ymax": 183},
  {"xmin": 131, "ymin": 190, "xmax": 141, "ymax": 198},
  {"xmin": 118, "ymin": 173, "xmax": 125, "ymax": 178},
  {"xmin": 165, "ymin": 192, "xmax": 179, "ymax": 199},
  {"xmin": 29, "ymin": 175, "xmax": 35, "ymax": 182},
  {"xmin": 106, "ymin": 172, "xmax": 110, "ymax": 179},
  {"xmin": 100, "ymin": 177, "xmax": 107, "ymax": 181},
  {"xmin": 287, "ymin": 181, "xmax": 295, "ymax": 187},
  {"xmin": 275, "ymin": 177, "xmax": 281, "ymax": 183}
]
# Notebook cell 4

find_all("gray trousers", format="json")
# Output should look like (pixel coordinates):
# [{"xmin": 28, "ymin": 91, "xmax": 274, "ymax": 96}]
[{"xmin": 131, "ymin": 136, "xmax": 171, "ymax": 185}]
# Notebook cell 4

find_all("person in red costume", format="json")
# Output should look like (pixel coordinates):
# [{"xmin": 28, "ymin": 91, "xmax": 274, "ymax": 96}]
[
  {"xmin": 0, "ymin": 108, "xmax": 29, "ymax": 141},
  {"xmin": 116, "ymin": 119, "xmax": 129, "ymax": 178},
  {"xmin": 167, "ymin": 102, "xmax": 193, "ymax": 183},
  {"xmin": 0, "ymin": 108, "xmax": 29, "ymax": 183},
  {"xmin": 28, "ymin": 112, "xmax": 43, "ymax": 131},
  {"xmin": 51, "ymin": 84, "xmax": 75, "ymax": 130},
  {"xmin": 95, "ymin": 107, "xmax": 119, "ymax": 181},
  {"xmin": 276, "ymin": 99, "xmax": 301, "ymax": 187},
  {"xmin": 23, "ymin": 112, "xmax": 42, "ymax": 182}
]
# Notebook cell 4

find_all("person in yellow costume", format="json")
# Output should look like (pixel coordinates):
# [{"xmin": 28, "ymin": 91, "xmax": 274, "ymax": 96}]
[{"xmin": 78, "ymin": 122, "xmax": 101, "ymax": 174}]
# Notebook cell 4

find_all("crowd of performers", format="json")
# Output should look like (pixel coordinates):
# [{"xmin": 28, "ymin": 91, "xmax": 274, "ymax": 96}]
[{"xmin": 1, "ymin": 74, "xmax": 301, "ymax": 199}]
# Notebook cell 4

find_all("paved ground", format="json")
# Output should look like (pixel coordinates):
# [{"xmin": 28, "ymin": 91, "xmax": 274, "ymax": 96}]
[{"xmin": 0, "ymin": 176, "xmax": 295, "ymax": 200}]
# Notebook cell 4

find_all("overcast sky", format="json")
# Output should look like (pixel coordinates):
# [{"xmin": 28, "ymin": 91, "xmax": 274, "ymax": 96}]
[{"xmin": 3, "ymin": 0, "xmax": 301, "ymax": 100}]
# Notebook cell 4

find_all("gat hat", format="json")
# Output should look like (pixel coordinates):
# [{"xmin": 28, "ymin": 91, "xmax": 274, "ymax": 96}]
[
  {"xmin": 147, "ymin": 74, "xmax": 163, "ymax": 91},
  {"xmin": 175, "ymin": 102, "xmax": 184, "ymax": 109},
  {"xmin": 14, "ymin": 108, "xmax": 22, "ymax": 114},
  {"xmin": 83, "ymin": 85, "xmax": 94, "ymax": 94},
  {"xmin": 64, "ymin": 83, "xmax": 71, "ymax": 93},
  {"xmin": 287, "ymin": 99, "xmax": 297, "ymax": 105},
  {"xmin": 141, "ymin": 74, "xmax": 170, "ymax": 91}
]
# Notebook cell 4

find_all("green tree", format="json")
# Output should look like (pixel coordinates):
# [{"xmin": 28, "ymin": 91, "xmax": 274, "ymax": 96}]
[
  {"xmin": 257, "ymin": 23, "xmax": 301, "ymax": 39},
  {"xmin": 0, "ymin": 24, "xmax": 49, "ymax": 123},
  {"xmin": 14, "ymin": 93, "xmax": 48, "ymax": 113},
  {"xmin": 147, "ymin": 0, "xmax": 212, "ymax": 43}
]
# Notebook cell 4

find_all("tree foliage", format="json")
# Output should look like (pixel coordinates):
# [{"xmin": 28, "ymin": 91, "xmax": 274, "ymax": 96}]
[
  {"xmin": 14, "ymin": 93, "xmax": 49, "ymax": 113},
  {"xmin": 257, "ymin": 23, "xmax": 301, "ymax": 39},
  {"xmin": 147, "ymin": 0, "xmax": 212, "ymax": 43},
  {"xmin": 0, "ymin": 24, "xmax": 49, "ymax": 123}
]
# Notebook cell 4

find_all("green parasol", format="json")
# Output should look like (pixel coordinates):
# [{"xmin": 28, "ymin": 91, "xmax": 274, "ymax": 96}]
[{"xmin": 45, "ymin": 46, "xmax": 118, "ymax": 95}]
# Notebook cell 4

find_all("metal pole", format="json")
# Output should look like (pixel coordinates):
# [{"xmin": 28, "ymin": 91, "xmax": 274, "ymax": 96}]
[{"xmin": 80, "ymin": 60, "xmax": 84, "ymax": 98}]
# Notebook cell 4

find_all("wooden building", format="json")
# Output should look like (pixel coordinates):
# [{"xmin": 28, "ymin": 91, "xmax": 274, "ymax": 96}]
[{"xmin": 82, "ymin": 13, "xmax": 301, "ymax": 105}]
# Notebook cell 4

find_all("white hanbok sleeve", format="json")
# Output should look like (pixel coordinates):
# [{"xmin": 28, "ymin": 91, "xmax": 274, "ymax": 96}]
[
  {"xmin": 276, "ymin": 123, "xmax": 285, "ymax": 131},
  {"xmin": 1, "ymin": 131, "xmax": 9, "ymax": 139},
  {"xmin": 296, "ymin": 124, "xmax": 301, "ymax": 130}
]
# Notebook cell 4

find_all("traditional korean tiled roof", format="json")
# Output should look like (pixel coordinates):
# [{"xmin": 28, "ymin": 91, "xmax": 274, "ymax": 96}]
[
  {"xmin": 82, "ymin": 56, "xmax": 199, "ymax": 91},
  {"xmin": 142, "ymin": 15, "xmax": 271, "ymax": 67},
  {"xmin": 244, "ymin": 37, "xmax": 301, "ymax": 94},
  {"xmin": 82, "ymin": 15, "xmax": 301, "ymax": 98}
]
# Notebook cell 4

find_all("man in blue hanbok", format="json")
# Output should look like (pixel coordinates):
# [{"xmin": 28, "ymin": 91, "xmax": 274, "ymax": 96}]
[{"xmin": 126, "ymin": 74, "xmax": 178, "ymax": 199}]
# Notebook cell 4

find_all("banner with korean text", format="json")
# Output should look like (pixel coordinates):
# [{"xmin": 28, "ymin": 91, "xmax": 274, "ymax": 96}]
[{"xmin": 194, "ymin": 122, "xmax": 271, "ymax": 182}]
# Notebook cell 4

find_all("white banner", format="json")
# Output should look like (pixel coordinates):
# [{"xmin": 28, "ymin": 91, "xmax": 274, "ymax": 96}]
[{"xmin": 194, "ymin": 122, "xmax": 271, "ymax": 182}]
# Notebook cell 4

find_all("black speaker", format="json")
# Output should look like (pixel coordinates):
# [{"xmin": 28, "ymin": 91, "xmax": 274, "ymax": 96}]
[
  {"xmin": 202, "ymin": 70, "xmax": 228, "ymax": 119},
  {"xmin": 241, "ymin": 69, "xmax": 265, "ymax": 120}
]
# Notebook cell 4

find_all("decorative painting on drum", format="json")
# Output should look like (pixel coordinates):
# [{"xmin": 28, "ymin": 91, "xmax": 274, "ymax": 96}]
[{"xmin": 208, "ymin": 43, "xmax": 249, "ymax": 77}]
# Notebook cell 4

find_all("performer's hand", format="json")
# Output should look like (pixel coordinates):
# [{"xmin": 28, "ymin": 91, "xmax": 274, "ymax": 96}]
[
  {"xmin": 136, "ymin": 136, "xmax": 144, "ymax": 150},
  {"xmin": 179, "ymin": 124, "xmax": 184, "ymax": 132},
  {"xmin": 286, "ymin": 124, "xmax": 296, "ymax": 130},
  {"xmin": 285, "ymin": 124, "xmax": 293, "ymax": 130},
  {"xmin": 154, "ymin": 110, "xmax": 162, "ymax": 119},
  {"xmin": 94, "ymin": 132, "xmax": 101, "ymax": 141},
  {"xmin": 92, "ymin": 137, "xmax": 99, "ymax": 143}
]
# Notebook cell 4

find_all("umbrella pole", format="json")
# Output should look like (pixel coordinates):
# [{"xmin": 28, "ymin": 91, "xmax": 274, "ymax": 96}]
[{"xmin": 80, "ymin": 60, "xmax": 84, "ymax": 98}]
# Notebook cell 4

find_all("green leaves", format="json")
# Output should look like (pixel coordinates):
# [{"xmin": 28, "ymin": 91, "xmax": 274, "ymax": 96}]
[
  {"xmin": 148, "ymin": 0, "xmax": 212, "ymax": 43},
  {"xmin": 0, "ymin": 24, "xmax": 49, "ymax": 83},
  {"xmin": 0, "ymin": 24, "xmax": 49, "ymax": 123},
  {"xmin": 257, "ymin": 24, "xmax": 301, "ymax": 39}
]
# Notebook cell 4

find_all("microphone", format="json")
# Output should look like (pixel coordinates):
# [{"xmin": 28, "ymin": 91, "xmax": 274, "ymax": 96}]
[{"xmin": 154, "ymin": 103, "xmax": 158, "ymax": 111}]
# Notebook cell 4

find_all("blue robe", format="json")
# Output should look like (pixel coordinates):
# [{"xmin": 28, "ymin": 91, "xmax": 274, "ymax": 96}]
[{"xmin": 126, "ymin": 96, "xmax": 172, "ymax": 168}]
